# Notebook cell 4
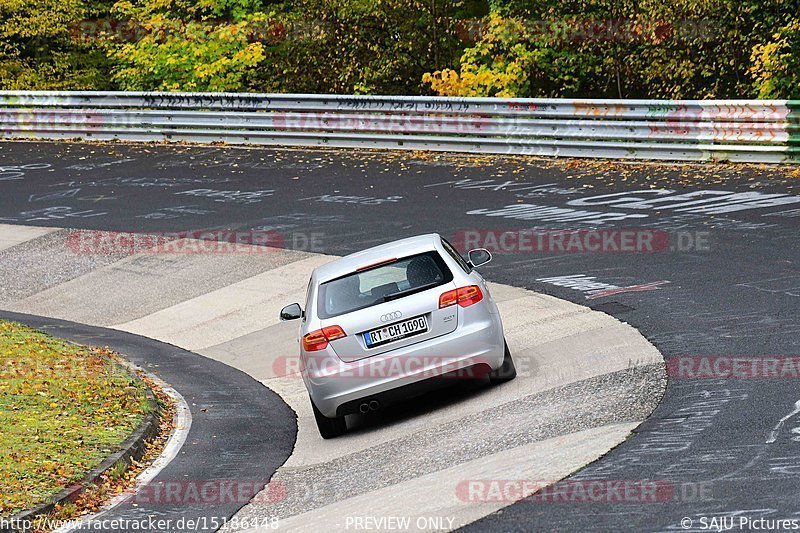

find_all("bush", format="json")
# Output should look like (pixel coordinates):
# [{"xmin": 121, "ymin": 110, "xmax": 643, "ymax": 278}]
[
  {"xmin": 0, "ymin": 0, "xmax": 115, "ymax": 90},
  {"xmin": 107, "ymin": 0, "xmax": 270, "ymax": 91},
  {"xmin": 423, "ymin": 0, "xmax": 800, "ymax": 99},
  {"xmin": 750, "ymin": 21, "xmax": 800, "ymax": 99},
  {"xmin": 250, "ymin": 0, "xmax": 469, "ymax": 95}
]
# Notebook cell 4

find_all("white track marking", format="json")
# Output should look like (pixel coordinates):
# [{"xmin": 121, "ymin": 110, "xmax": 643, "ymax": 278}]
[
  {"xmin": 55, "ymin": 363, "xmax": 192, "ymax": 532},
  {"xmin": 767, "ymin": 399, "xmax": 800, "ymax": 444}
]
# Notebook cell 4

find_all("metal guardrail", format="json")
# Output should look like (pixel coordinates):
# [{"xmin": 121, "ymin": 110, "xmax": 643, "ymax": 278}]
[{"xmin": 1, "ymin": 91, "xmax": 798, "ymax": 163}]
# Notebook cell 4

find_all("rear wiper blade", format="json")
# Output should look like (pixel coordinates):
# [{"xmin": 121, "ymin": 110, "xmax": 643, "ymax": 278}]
[{"xmin": 383, "ymin": 281, "xmax": 439, "ymax": 302}]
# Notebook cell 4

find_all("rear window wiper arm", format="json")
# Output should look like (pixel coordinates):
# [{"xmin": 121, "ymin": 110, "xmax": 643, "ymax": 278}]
[{"xmin": 383, "ymin": 281, "xmax": 440, "ymax": 302}]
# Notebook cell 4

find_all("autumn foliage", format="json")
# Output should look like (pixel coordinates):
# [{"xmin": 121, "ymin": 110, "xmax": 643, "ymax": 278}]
[
  {"xmin": 0, "ymin": 0, "xmax": 798, "ymax": 97},
  {"xmin": 0, "ymin": 321, "xmax": 149, "ymax": 517}
]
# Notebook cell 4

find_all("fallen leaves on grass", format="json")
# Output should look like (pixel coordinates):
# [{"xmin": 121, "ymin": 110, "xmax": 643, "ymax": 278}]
[{"xmin": 0, "ymin": 322, "xmax": 148, "ymax": 518}]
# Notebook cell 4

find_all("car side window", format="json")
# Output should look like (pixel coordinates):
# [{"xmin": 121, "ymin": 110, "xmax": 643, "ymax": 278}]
[{"xmin": 441, "ymin": 238, "xmax": 471, "ymax": 273}]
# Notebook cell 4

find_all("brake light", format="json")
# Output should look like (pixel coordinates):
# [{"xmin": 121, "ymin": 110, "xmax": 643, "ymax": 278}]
[
  {"xmin": 357, "ymin": 258, "xmax": 397, "ymax": 271},
  {"xmin": 322, "ymin": 325, "xmax": 347, "ymax": 341},
  {"xmin": 439, "ymin": 289, "xmax": 458, "ymax": 308},
  {"xmin": 456, "ymin": 285, "xmax": 483, "ymax": 306},
  {"xmin": 439, "ymin": 285, "xmax": 483, "ymax": 308},
  {"xmin": 302, "ymin": 325, "xmax": 347, "ymax": 351}
]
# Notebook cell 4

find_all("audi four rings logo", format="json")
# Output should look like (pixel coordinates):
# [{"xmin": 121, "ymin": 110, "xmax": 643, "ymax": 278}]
[{"xmin": 381, "ymin": 311, "xmax": 402, "ymax": 323}]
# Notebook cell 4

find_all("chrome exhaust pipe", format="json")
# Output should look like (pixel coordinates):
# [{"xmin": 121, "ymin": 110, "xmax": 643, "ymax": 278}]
[
  {"xmin": 368, "ymin": 400, "xmax": 380, "ymax": 411},
  {"xmin": 359, "ymin": 402, "xmax": 370, "ymax": 414}
]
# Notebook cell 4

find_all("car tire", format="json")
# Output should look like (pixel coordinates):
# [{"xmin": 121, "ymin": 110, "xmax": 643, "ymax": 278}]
[
  {"xmin": 311, "ymin": 398, "xmax": 347, "ymax": 439},
  {"xmin": 489, "ymin": 341, "xmax": 517, "ymax": 383}
]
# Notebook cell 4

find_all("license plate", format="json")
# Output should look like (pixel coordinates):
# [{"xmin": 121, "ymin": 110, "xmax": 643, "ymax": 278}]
[{"xmin": 364, "ymin": 315, "xmax": 428, "ymax": 348}]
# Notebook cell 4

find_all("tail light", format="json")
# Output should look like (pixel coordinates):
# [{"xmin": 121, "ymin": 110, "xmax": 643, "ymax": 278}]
[
  {"xmin": 439, "ymin": 285, "xmax": 483, "ymax": 308},
  {"xmin": 302, "ymin": 325, "xmax": 347, "ymax": 351}
]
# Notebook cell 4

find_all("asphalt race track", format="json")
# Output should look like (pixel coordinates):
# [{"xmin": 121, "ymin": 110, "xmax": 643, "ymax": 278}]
[{"xmin": 1, "ymin": 141, "xmax": 800, "ymax": 531}]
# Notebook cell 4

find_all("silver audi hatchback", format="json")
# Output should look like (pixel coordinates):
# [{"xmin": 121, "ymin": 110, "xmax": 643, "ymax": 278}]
[{"xmin": 280, "ymin": 233, "xmax": 515, "ymax": 438}]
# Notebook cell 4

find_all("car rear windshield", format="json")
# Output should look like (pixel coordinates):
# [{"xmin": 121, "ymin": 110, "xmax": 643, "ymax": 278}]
[{"xmin": 317, "ymin": 251, "xmax": 453, "ymax": 319}]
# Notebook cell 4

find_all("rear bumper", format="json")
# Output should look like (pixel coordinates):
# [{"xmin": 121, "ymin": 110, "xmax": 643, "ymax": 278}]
[
  {"xmin": 304, "ymin": 311, "xmax": 504, "ymax": 418},
  {"xmin": 334, "ymin": 362, "xmax": 493, "ymax": 416}
]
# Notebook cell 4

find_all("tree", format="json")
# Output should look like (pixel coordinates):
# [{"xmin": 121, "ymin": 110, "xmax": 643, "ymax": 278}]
[
  {"xmin": 250, "ymin": 0, "xmax": 471, "ymax": 94},
  {"xmin": 750, "ymin": 20, "xmax": 800, "ymax": 99},
  {"xmin": 423, "ymin": 0, "xmax": 800, "ymax": 99},
  {"xmin": 423, "ymin": 12, "xmax": 535, "ymax": 97},
  {"xmin": 0, "ymin": 0, "xmax": 114, "ymax": 90},
  {"xmin": 107, "ymin": 0, "xmax": 273, "ymax": 91}
]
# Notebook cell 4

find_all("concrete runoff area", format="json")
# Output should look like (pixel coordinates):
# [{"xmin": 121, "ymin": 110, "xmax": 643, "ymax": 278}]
[
  {"xmin": 0, "ymin": 223, "xmax": 58, "ymax": 252},
  {"xmin": 0, "ymin": 223, "xmax": 665, "ymax": 530}
]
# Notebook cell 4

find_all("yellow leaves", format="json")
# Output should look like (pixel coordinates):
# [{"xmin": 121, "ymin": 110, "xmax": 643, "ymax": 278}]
[
  {"xmin": 107, "ymin": 9, "xmax": 268, "ymax": 92},
  {"xmin": 422, "ymin": 68, "xmax": 465, "ymax": 96},
  {"xmin": 749, "ymin": 20, "xmax": 800, "ymax": 98},
  {"xmin": 112, "ymin": 1, "xmax": 134, "ymax": 13},
  {"xmin": 422, "ymin": 11, "xmax": 535, "ymax": 98}
]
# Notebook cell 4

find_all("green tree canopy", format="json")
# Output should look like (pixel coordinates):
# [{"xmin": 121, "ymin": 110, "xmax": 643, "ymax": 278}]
[
  {"xmin": 251, "ymin": 0, "xmax": 470, "ymax": 94},
  {"xmin": 0, "ymin": 0, "xmax": 114, "ymax": 89},
  {"xmin": 423, "ymin": 0, "xmax": 800, "ymax": 98},
  {"xmin": 751, "ymin": 19, "xmax": 800, "ymax": 99},
  {"xmin": 107, "ymin": 0, "xmax": 274, "ymax": 91},
  {"xmin": 1, "ymin": 0, "xmax": 798, "ymax": 99}
]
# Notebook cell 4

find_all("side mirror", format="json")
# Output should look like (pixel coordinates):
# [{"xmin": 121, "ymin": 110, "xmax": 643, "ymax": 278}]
[
  {"xmin": 280, "ymin": 303, "xmax": 303, "ymax": 321},
  {"xmin": 467, "ymin": 248, "xmax": 492, "ymax": 268}
]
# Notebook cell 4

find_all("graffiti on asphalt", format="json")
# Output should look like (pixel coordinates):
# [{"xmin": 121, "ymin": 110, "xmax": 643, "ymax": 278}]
[
  {"xmin": 175, "ymin": 189, "xmax": 275, "ymax": 204},
  {"xmin": 767, "ymin": 400, "xmax": 800, "ymax": 444},
  {"xmin": 66, "ymin": 157, "xmax": 136, "ymax": 171},
  {"xmin": 426, "ymin": 178, "xmax": 575, "ymax": 195},
  {"xmin": 567, "ymin": 189, "xmax": 800, "ymax": 215},
  {"xmin": 0, "ymin": 206, "xmax": 107, "ymax": 222},
  {"xmin": 299, "ymin": 194, "xmax": 403, "ymax": 205},
  {"xmin": 29, "ymin": 188, "xmax": 81, "ymax": 202},
  {"xmin": 137, "ymin": 205, "xmax": 215, "ymax": 220},
  {"xmin": 536, "ymin": 274, "xmax": 670, "ymax": 299},
  {"xmin": 737, "ymin": 276, "xmax": 800, "ymax": 298},
  {"xmin": 468, "ymin": 204, "xmax": 648, "ymax": 223},
  {"xmin": 0, "ymin": 162, "xmax": 51, "ymax": 181},
  {"xmin": 467, "ymin": 188, "xmax": 800, "ymax": 225},
  {"xmin": 49, "ymin": 176, "xmax": 234, "ymax": 188}
]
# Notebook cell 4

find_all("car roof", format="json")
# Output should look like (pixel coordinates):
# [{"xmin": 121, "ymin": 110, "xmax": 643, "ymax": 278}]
[{"xmin": 315, "ymin": 233, "xmax": 442, "ymax": 283}]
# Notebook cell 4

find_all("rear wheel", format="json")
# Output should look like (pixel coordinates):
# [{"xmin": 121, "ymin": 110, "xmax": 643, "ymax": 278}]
[
  {"xmin": 489, "ymin": 341, "xmax": 517, "ymax": 383},
  {"xmin": 311, "ymin": 398, "xmax": 347, "ymax": 439}
]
